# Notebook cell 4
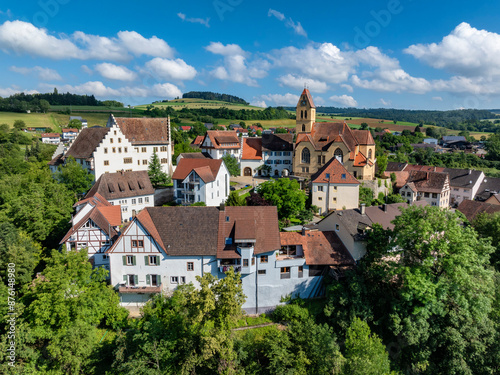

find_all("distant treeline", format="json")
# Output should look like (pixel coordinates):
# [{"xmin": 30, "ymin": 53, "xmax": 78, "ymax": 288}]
[
  {"xmin": 146, "ymin": 105, "xmax": 293, "ymax": 122},
  {"xmin": 182, "ymin": 91, "xmax": 248, "ymax": 105},
  {"xmin": 286, "ymin": 106, "xmax": 497, "ymax": 129},
  {"xmin": 0, "ymin": 90, "xmax": 124, "ymax": 113}
]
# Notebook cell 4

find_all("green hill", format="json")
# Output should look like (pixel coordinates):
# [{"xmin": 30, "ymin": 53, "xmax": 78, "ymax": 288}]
[{"xmin": 135, "ymin": 98, "xmax": 264, "ymax": 111}]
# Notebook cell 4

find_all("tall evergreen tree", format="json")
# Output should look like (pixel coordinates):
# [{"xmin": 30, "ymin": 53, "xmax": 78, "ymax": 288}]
[{"xmin": 148, "ymin": 149, "xmax": 171, "ymax": 188}]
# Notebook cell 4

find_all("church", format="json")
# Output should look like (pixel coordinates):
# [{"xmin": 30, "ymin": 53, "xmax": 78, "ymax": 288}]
[{"xmin": 292, "ymin": 89, "xmax": 376, "ymax": 180}]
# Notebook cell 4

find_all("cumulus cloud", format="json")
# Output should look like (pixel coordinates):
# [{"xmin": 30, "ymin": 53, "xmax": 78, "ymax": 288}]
[
  {"xmin": 330, "ymin": 94, "xmax": 357, "ymax": 107},
  {"xmin": 145, "ymin": 57, "xmax": 197, "ymax": 81},
  {"xmin": 0, "ymin": 86, "xmax": 38, "ymax": 96},
  {"xmin": 0, "ymin": 21, "xmax": 174, "ymax": 61},
  {"xmin": 256, "ymin": 93, "xmax": 299, "ymax": 106},
  {"xmin": 277, "ymin": 74, "xmax": 328, "ymax": 93},
  {"xmin": 205, "ymin": 42, "xmax": 269, "ymax": 86},
  {"xmin": 177, "ymin": 12, "xmax": 210, "ymax": 28},
  {"xmin": 10, "ymin": 65, "xmax": 62, "ymax": 80},
  {"xmin": 150, "ymin": 83, "xmax": 183, "ymax": 98},
  {"xmin": 432, "ymin": 96, "xmax": 443, "ymax": 101},
  {"xmin": 341, "ymin": 84, "xmax": 353, "ymax": 93},
  {"xmin": 250, "ymin": 100, "xmax": 267, "ymax": 108},
  {"xmin": 94, "ymin": 63, "xmax": 137, "ymax": 81},
  {"xmin": 268, "ymin": 9, "xmax": 307, "ymax": 37},
  {"xmin": 379, "ymin": 98, "xmax": 391, "ymax": 106}
]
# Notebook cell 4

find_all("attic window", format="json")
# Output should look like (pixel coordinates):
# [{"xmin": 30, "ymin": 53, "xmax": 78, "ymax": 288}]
[
  {"xmin": 225, "ymin": 237, "xmax": 233, "ymax": 245},
  {"xmin": 226, "ymin": 216, "xmax": 230, "ymax": 222},
  {"xmin": 325, "ymin": 173, "xmax": 330, "ymax": 179},
  {"xmin": 138, "ymin": 181, "xmax": 145, "ymax": 189},
  {"xmin": 118, "ymin": 182, "xmax": 126, "ymax": 192},
  {"xmin": 128, "ymin": 181, "xmax": 135, "ymax": 190},
  {"xmin": 319, "ymin": 137, "xmax": 328, "ymax": 142},
  {"xmin": 341, "ymin": 174, "xmax": 346, "ymax": 179},
  {"xmin": 107, "ymin": 183, "xmax": 115, "ymax": 193}
]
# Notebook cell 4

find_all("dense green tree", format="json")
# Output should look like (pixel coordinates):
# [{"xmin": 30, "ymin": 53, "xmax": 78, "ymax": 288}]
[
  {"xmin": 473, "ymin": 211, "xmax": 500, "ymax": 270},
  {"xmin": 54, "ymin": 156, "xmax": 94, "ymax": 196},
  {"xmin": 485, "ymin": 133, "xmax": 500, "ymax": 160},
  {"xmin": 68, "ymin": 119, "xmax": 82, "ymax": 129},
  {"xmin": 256, "ymin": 178, "xmax": 306, "ymax": 221},
  {"xmin": 13, "ymin": 120, "xmax": 26, "ymax": 130},
  {"xmin": 222, "ymin": 154, "xmax": 240, "ymax": 177},
  {"xmin": 359, "ymin": 186, "xmax": 374, "ymax": 206},
  {"xmin": 173, "ymin": 142, "xmax": 201, "ymax": 165},
  {"xmin": 226, "ymin": 190, "xmax": 246, "ymax": 206},
  {"xmin": 148, "ymin": 149, "xmax": 171, "ymax": 188},
  {"xmin": 39, "ymin": 99, "xmax": 50, "ymax": 113},
  {"xmin": 376, "ymin": 154, "xmax": 388, "ymax": 177}
]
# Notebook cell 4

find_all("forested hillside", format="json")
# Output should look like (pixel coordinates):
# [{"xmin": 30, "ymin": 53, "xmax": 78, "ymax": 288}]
[{"xmin": 182, "ymin": 91, "xmax": 249, "ymax": 105}]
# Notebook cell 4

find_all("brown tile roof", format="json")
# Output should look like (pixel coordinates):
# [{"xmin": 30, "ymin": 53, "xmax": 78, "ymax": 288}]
[
  {"xmin": 178, "ymin": 152, "xmax": 207, "ymax": 160},
  {"xmin": 405, "ymin": 170, "xmax": 449, "ymax": 193},
  {"xmin": 134, "ymin": 208, "xmax": 166, "ymax": 251},
  {"xmin": 242, "ymin": 137, "xmax": 262, "ymax": 160},
  {"xmin": 311, "ymin": 158, "xmax": 359, "ymax": 184},
  {"xmin": 41, "ymin": 133, "xmax": 60, "ymax": 138},
  {"xmin": 485, "ymin": 194, "xmax": 500, "ymax": 205},
  {"xmin": 261, "ymin": 133, "xmax": 293, "ymax": 151},
  {"xmin": 353, "ymin": 150, "xmax": 373, "ymax": 167},
  {"xmin": 62, "ymin": 128, "xmax": 78, "ymax": 133},
  {"xmin": 172, "ymin": 158, "xmax": 223, "ymax": 183},
  {"xmin": 352, "ymin": 129, "xmax": 375, "ymax": 145},
  {"xmin": 145, "ymin": 207, "xmax": 220, "ymax": 256},
  {"xmin": 60, "ymin": 204, "xmax": 121, "ymax": 244},
  {"xmin": 74, "ymin": 192, "xmax": 112, "ymax": 208},
  {"xmin": 384, "ymin": 170, "xmax": 410, "ymax": 189},
  {"xmin": 204, "ymin": 130, "xmax": 240, "ymax": 149},
  {"xmin": 405, "ymin": 164, "xmax": 445, "ymax": 173},
  {"xmin": 191, "ymin": 135, "xmax": 204, "ymax": 147},
  {"xmin": 48, "ymin": 153, "xmax": 64, "ymax": 167},
  {"xmin": 85, "ymin": 171, "xmax": 154, "ymax": 200},
  {"xmin": 475, "ymin": 177, "xmax": 500, "ymax": 201},
  {"xmin": 113, "ymin": 116, "xmax": 170, "ymax": 145},
  {"xmin": 218, "ymin": 206, "xmax": 280, "ymax": 258},
  {"xmin": 65, "ymin": 127, "xmax": 110, "ymax": 159},
  {"xmin": 280, "ymin": 230, "xmax": 355, "ymax": 266},
  {"xmin": 300, "ymin": 88, "xmax": 316, "ymax": 108},
  {"xmin": 457, "ymin": 200, "xmax": 500, "ymax": 222}
]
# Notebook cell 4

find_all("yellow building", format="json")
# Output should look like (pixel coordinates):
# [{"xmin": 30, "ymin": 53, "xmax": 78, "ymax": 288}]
[{"xmin": 293, "ymin": 89, "xmax": 376, "ymax": 180}]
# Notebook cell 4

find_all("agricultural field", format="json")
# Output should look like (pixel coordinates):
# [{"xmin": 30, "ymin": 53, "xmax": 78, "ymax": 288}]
[
  {"xmin": 135, "ymin": 98, "xmax": 264, "ymax": 111},
  {"xmin": 48, "ymin": 105, "xmax": 139, "ymax": 113},
  {"xmin": 0, "ymin": 112, "xmax": 60, "ymax": 130}
]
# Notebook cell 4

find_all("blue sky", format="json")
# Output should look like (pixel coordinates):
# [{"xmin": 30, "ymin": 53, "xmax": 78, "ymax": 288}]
[{"xmin": 1, "ymin": 0, "xmax": 500, "ymax": 110}]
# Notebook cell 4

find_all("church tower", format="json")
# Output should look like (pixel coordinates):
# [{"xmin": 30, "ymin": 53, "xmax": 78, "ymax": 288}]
[{"xmin": 296, "ymin": 89, "xmax": 316, "ymax": 133}]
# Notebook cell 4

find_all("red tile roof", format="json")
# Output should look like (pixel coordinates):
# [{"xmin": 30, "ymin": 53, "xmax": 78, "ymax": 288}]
[
  {"xmin": 404, "ymin": 171, "xmax": 449, "ymax": 193},
  {"xmin": 41, "ymin": 133, "xmax": 60, "ymax": 138},
  {"xmin": 192, "ymin": 135, "xmax": 204, "ymax": 146},
  {"xmin": 74, "ymin": 192, "xmax": 112, "ymax": 208},
  {"xmin": 280, "ymin": 230, "xmax": 355, "ymax": 266},
  {"xmin": 457, "ymin": 200, "xmax": 500, "ymax": 222},
  {"xmin": 242, "ymin": 137, "xmax": 262, "ymax": 160},
  {"xmin": 352, "ymin": 129, "xmax": 375, "ymax": 145},
  {"xmin": 300, "ymin": 88, "xmax": 316, "ymax": 108},
  {"xmin": 172, "ymin": 158, "xmax": 223, "ymax": 183},
  {"xmin": 112, "ymin": 115, "xmax": 170, "ymax": 145},
  {"xmin": 62, "ymin": 128, "xmax": 78, "ymax": 133},
  {"xmin": 180, "ymin": 126, "xmax": 191, "ymax": 131},
  {"xmin": 204, "ymin": 130, "xmax": 240, "ymax": 149},
  {"xmin": 311, "ymin": 158, "xmax": 359, "ymax": 184}
]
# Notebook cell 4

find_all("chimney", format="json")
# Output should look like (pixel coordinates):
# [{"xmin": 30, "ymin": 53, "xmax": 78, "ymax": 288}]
[
  {"xmin": 360, "ymin": 203, "xmax": 366, "ymax": 215},
  {"xmin": 383, "ymin": 203, "xmax": 387, "ymax": 212},
  {"xmin": 219, "ymin": 202, "xmax": 225, "ymax": 211},
  {"xmin": 301, "ymin": 227, "xmax": 306, "ymax": 236}
]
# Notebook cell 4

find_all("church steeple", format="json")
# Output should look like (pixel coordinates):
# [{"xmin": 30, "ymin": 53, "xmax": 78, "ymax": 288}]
[{"xmin": 296, "ymin": 89, "xmax": 316, "ymax": 133}]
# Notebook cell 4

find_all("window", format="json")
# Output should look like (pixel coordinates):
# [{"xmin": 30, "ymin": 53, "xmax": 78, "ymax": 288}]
[
  {"xmin": 160, "ymin": 146, "xmax": 168, "ymax": 152},
  {"xmin": 424, "ymin": 192, "xmax": 430, "ymax": 198},
  {"xmin": 143, "ymin": 160, "xmax": 148, "ymax": 165},
  {"xmin": 333, "ymin": 186, "xmax": 338, "ymax": 191},
  {"xmin": 104, "ymin": 160, "xmax": 109, "ymax": 166},
  {"xmin": 104, "ymin": 148, "xmax": 108, "ymax": 154},
  {"xmin": 341, "ymin": 174, "xmax": 346, "ymax": 179},
  {"xmin": 298, "ymin": 266, "xmax": 303, "ymax": 278},
  {"xmin": 153, "ymin": 147, "xmax": 158, "ymax": 152},
  {"xmin": 180, "ymin": 276, "xmax": 186, "ymax": 284},
  {"xmin": 335, "ymin": 224, "xmax": 340, "ymax": 231},
  {"xmin": 301, "ymin": 167, "xmax": 309, "ymax": 173},
  {"xmin": 225, "ymin": 237, "xmax": 232, "ymax": 245},
  {"xmin": 137, "ymin": 160, "xmax": 140, "ymax": 165},
  {"xmin": 138, "ymin": 198, "xmax": 143, "ymax": 204},
  {"xmin": 118, "ymin": 147, "xmax": 122, "ymax": 153},
  {"xmin": 171, "ymin": 276, "xmax": 179, "ymax": 284},
  {"xmin": 301, "ymin": 148, "xmax": 310, "ymax": 164},
  {"xmin": 161, "ymin": 158, "xmax": 168, "ymax": 164},
  {"xmin": 132, "ymin": 199, "xmax": 137, "ymax": 205},
  {"xmin": 110, "ymin": 138, "xmax": 114, "ymax": 143},
  {"xmin": 280, "ymin": 267, "xmax": 291, "ymax": 279},
  {"xmin": 260, "ymin": 255, "xmax": 268, "ymax": 263},
  {"xmin": 124, "ymin": 147, "xmax": 128, "ymax": 153},
  {"xmin": 124, "ymin": 158, "xmax": 132, "ymax": 164},
  {"xmin": 142, "ymin": 147, "xmax": 147, "ymax": 153},
  {"xmin": 149, "ymin": 274, "xmax": 159, "ymax": 286},
  {"xmin": 243, "ymin": 259, "xmax": 249, "ymax": 267},
  {"xmin": 258, "ymin": 270, "xmax": 266, "ymax": 275},
  {"xmin": 318, "ymin": 186, "xmax": 323, "ymax": 192},
  {"xmin": 318, "ymin": 197, "xmax": 323, "ymax": 201},
  {"xmin": 145, "ymin": 197, "xmax": 150, "ymax": 203},
  {"xmin": 432, "ymin": 193, "xmax": 438, "ymax": 199},
  {"xmin": 368, "ymin": 149, "xmax": 373, "ymax": 159},
  {"xmin": 118, "ymin": 138, "xmax": 121, "ymax": 143},
  {"xmin": 147, "ymin": 255, "xmax": 160, "ymax": 265},
  {"xmin": 112, "ymin": 147, "xmax": 116, "ymax": 153},
  {"xmin": 252, "ymin": 258, "xmax": 255, "ymax": 266},
  {"xmin": 131, "ymin": 240, "xmax": 144, "ymax": 248},
  {"xmin": 187, "ymin": 262, "xmax": 194, "ymax": 271},
  {"xmin": 125, "ymin": 255, "xmax": 135, "ymax": 266},
  {"xmin": 127, "ymin": 274, "xmax": 136, "ymax": 286},
  {"xmin": 334, "ymin": 148, "xmax": 343, "ymax": 163},
  {"xmin": 333, "ymin": 197, "xmax": 337, "ymax": 202}
]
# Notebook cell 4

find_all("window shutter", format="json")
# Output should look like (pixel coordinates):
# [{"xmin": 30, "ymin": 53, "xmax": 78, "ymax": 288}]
[
  {"xmin": 158, "ymin": 275, "xmax": 162, "ymax": 285},
  {"xmin": 144, "ymin": 256, "xmax": 149, "ymax": 266},
  {"xmin": 313, "ymin": 186, "xmax": 317, "ymax": 192},
  {"xmin": 134, "ymin": 275, "xmax": 138, "ymax": 285},
  {"xmin": 146, "ymin": 274, "xmax": 150, "ymax": 285},
  {"xmin": 156, "ymin": 256, "xmax": 160, "ymax": 265},
  {"xmin": 132, "ymin": 256, "xmax": 136, "ymax": 266},
  {"xmin": 122, "ymin": 256, "xmax": 126, "ymax": 266},
  {"xmin": 123, "ymin": 275, "xmax": 127, "ymax": 283}
]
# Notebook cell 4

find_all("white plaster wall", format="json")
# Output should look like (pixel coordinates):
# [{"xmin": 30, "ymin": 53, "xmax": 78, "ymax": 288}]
[
  {"xmin": 262, "ymin": 151, "xmax": 293, "ymax": 176},
  {"xmin": 108, "ymin": 194, "xmax": 154, "ymax": 222},
  {"xmin": 240, "ymin": 159, "xmax": 263, "ymax": 177}
]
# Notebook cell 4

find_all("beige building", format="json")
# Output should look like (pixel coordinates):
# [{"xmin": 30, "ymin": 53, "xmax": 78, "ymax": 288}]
[
  {"xmin": 399, "ymin": 171, "xmax": 450, "ymax": 207},
  {"xmin": 311, "ymin": 158, "xmax": 360, "ymax": 215},
  {"xmin": 293, "ymin": 89, "xmax": 376, "ymax": 180}
]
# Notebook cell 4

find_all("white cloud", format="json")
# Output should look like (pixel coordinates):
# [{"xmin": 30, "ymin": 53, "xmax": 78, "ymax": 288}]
[
  {"xmin": 257, "ymin": 93, "xmax": 299, "ymax": 106},
  {"xmin": 81, "ymin": 65, "xmax": 93, "ymax": 75},
  {"xmin": 0, "ymin": 86, "xmax": 38, "ymax": 97},
  {"xmin": 330, "ymin": 94, "xmax": 358, "ymax": 107},
  {"xmin": 379, "ymin": 98, "xmax": 391, "ymax": 106},
  {"xmin": 405, "ymin": 23, "xmax": 500, "ymax": 78},
  {"xmin": 0, "ymin": 10, "xmax": 13, "ymax": 18},
  {"xmin": 145, "ymin": 57, "xmax": 197, "ymax": 81},
  {"xmin": 205, "ymin": 42, "xmax": 269, "ymax": 86},
  {"xmin": 150, "ymin": 83, "xmax": 183, "ymax": 98},
  {"xmin": 341, "ymin": 84, "xmax": 353, "ymax": 93},
  {"xmin": 268, "ymin": 9, "xmax": 307, "ymax": 37},
  {"xmin": 250, "ymin": 100, "xmax": 267, "ymax": 108},
  {"xmin": 177, "ymin": 12, "xmax": 210, "ymax": 28},
  {"xmin": 95, "ymin": 63, "xmax": 137, "ymax": 81},
  {"xmin": 0, "ymin": 21, "xmax": 174, "ymax": 61},
  {"xmin": 10, "ymin": 65, "xmax": 62, "ymax": 80},
  {"xmin": 277, "ymin": 74, "xmax": 328, "ymax": 93},
  {"xmin": 432, "ymin": 96, "xmax": 443, "ymax": 101}
]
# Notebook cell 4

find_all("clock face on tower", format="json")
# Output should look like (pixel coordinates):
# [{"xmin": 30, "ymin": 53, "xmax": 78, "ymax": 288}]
[{"xmin": 301, "ymin": 100, "xmax": 306, "ymax": 106}]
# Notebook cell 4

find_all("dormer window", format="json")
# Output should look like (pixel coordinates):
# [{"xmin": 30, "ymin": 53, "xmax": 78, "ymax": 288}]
[
  {"xmin": 225, "ymin": 237, "xmax": 233, "ymax": 245},
  {"xmin": 226, "ymin": 216, "xmax": 230, "ymax": 222}
]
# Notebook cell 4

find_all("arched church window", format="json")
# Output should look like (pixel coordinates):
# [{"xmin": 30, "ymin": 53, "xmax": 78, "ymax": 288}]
[
  {"xmin": 368, "ymin": 149, "xmax": 372, "ymax": 159},
  {"xmin": 302, "ymin": 124, "xmax": 305, "ymax": 132},
  {"xmin": 301, "ymin": 148, "xmax": 310, "ymax": 164},
  {"xmin": 334, "ymin": 148, "xmax": 343, "ymax": 163}
]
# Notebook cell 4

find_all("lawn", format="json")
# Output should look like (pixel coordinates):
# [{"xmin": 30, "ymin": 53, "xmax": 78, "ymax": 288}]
[{"xmin": 0, "ymin": 112, "xmax": 59, "ymax": 130}]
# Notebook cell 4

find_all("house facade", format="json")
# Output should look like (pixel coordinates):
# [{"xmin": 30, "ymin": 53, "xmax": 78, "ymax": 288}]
[
  {"xmin": 172, "ymin": 158, "xmax": 230, "ymax": 206},
  {"xmin": 241, "ymin": 137, "xmax": 263, "ymax": 177},
  {"xmin": 84, "ymin": 170, "xmax": 155, "ymax": 222},
  {"xmin": 399, "ymin": 171, "xmax": 450, "ymax": 207},
  {"xmin": 41, "ymin": 133, "xmax": 61, "ymax": 144},
  {"xmin": 311, "ymin": 158, "xmax": 360, "ymax": 215},
  {"xmin": 262, "ymin": 133, "xmax": 294, "ymax": 177},
  {"xmin": 444, "ymin": 168, "xmax": 484, "ymax": 206},
  {"xmin": 61, "ymin": 128, "xmax": 79, "ymax": 142},
  {"xmin": 293, "ymin": 89, "xmax": 375, "ymax": 180},
  {"xmin": 200, "ymin": 130, "xmax": 241, "ymax": 160}
]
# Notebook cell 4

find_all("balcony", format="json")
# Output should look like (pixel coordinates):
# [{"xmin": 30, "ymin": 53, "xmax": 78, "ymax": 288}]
[
  {"xmin": 280, "ymin": 272, "xmax": 291, "ymax": 279},
  {"xmin": 118, "ymin": 285, "xmax": 161, "ymax": 294},
  {"xmin": 219, "ymin": 266, "xmax": 241, "ymax": 273},
  {"xmin": 182, "ymin": 190, "xmax": 196, "ymax": 195}
]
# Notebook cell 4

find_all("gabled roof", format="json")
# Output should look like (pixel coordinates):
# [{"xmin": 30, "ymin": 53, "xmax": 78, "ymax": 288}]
[
  {"xmin": 74, "ymin": 192, "xmax": 111, "ymax": 208},
  {"xmin": 178, "ymin": 152, "xmax": 207, "ymax": 160},
  {"xmin": 475, "ymin": 177, "xmax": 500, "ymax": 201},
  {"xmin": 218, "ymin": 206, "xmax": 281, "ymax": 258},
  {"xmin": 172, "ymin": 158, "xmax": 223, "ymax": 183},
  {"xmin": 386, "ymin": 162, "xmax": 408, "ymax": 172},
  {"xmin": 311, "ymin": 158, "xmax": 359, "ymax": 185},
  {"xmin": 404, "ymin": 170, "xmax": 449, "ymax": 193},
  {"xmin": 65, "ymin": 126, "xmax": 110, "ymax": 159},
  {"xmin": 457, "ymin": 200, "xmax": 500, "ymax": 222},
  {"xmin": 383, "ymin": 170, "xmax": 410, "ymax": 189},
  {"xmin": 443, "ymin": 135, "xmax": 466, "ymax": 142},
  {"xmin": 41, "ymin": 133, "xmax": 60, "ymax": 138},
  {"xmin": 48, "ymin": 153, "xmax": 64, "ymax": 167},
  {"xmin": 261, "ymin": 133, "xmax": 293, "ymax": 152},
  {"xmin": 112, "ymin": 116, "xmax": 170, "ymax": 145},
  {"xmin": 352, "ymin": 129, "xmax": 375, "ymax": 145},
  {"xmin": 299, "ymin": 89, "xmax": 316, "ymax": 108},
  {"xmin": 62, "ymin": 128, "xmax": 78, "ymax": 133},
  {"xmin": 85, "ymin": 171, "xmax": 154, "ymax": 200},
  {"xmin": 242, "ymin": 137, "xmax": 262, "ymax": 160},
  {"xmin": 280, "ymin": 230, "xmax": 355, "ymax": 266},
  {"xmin": 60, "ymin": 204, "xmax": 121, "ymax": 244},
  {"xmin": 443, "ymin": 168, "xmax": 483, "ymax": 188},
  {"xmin": 204, "ymin": 130, "xmax": 240, "ymax": 149},
  {"xmin": 353, "ymin": 151, "xmax": 373, "ymax": 167},
  {"xmin": 405, "ymin": 164, "xmax": 445, "ymax": 173},
  {"xmin": 191, "ymin": 135, "xmax": 204, "ymax": 147}
]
